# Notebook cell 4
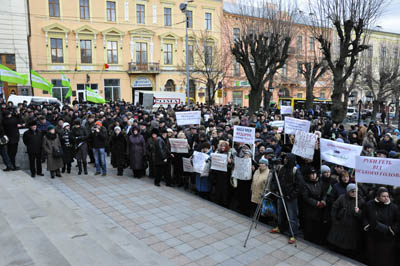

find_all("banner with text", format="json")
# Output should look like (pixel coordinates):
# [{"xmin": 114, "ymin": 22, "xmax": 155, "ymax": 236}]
[
  {"xmin": 233, "ymin": 125, "xmax": 255, "ymax": 144},
  {"xmin": 175, "ymin": 111, "xmax": 201, "ymax": 126},
  {"xmin": 291, "ymin": 130, "xmax": 317, "ymax": 160},
  {"xmin": 355, "ymin": 156, "xmax": 400, "ymax": 186},
  {"xmin": 232, "ymin": 156, "xmax": 252, "ymax": 180},
  {"xmin": 281, "ymin": 106, "xmax": 293, "ymax": 115},
  {"xmin": 320, "ymin": 138, "xmax": 363, "ymax": 168},
  {"xmin": 182, "ymin": 157, "xmax": 194, "ymax": 173},
  {"xmin": 284, "ymin": 117, "xmax": 311, "ymax": 135},
  {"xmin": 169, "ymin": 138, "xmax": 189, "ymax": 153},
  {"xmin": 211, "ymin": 153, "xmax": 228, "ymax": 172},
  {"xmin": 193, "ymin": 151, "xmax": 210, "ymax": 174}
]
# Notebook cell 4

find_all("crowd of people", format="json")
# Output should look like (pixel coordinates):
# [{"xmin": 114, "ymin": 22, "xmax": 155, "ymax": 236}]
[{"xmin": 0, "ymin": 98, "xmax": 399, "ymax": 266}]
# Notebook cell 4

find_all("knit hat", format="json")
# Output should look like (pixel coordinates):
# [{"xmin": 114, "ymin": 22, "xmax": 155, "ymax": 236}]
[
  {"xmin": 346, "ymin": 183, "xmax": 356, "ymax": 193},
  {"xmin": 48, "ymin": 125, "xmax": 55, "ymax": 131},
  {"xmin": 258, "ymin": 157, "xmax": 269, "ymax": 166},
  {"xmin": 385, "ymin": 133, "xmax": 392, "ymax": 138},
  {"xmin": 62, "ymin": 122, "xmax": 70, "ymax": 129},
  {"xmin": 114, "ymin": 126, "xmax": 121, "ymax": 132},
  {"xmin": 95, "ymin": 121, "xmax": 102, "ymax": 127},
  {"xmin": 321, "ymin": 165, "xmax": 331, "ymax": 174}
]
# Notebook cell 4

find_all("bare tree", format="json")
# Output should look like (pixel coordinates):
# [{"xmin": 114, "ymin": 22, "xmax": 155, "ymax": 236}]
[
  {"xmin": 359, "ymin": 42, "xmax": 400, "ymax": 120},
  {"xmin": 226, "ymin": 0, "xmax": 297, "ymax": 113},
  {"xmin": 181, "ymin": 32, "xmax": 231, "ymax": 105},
  {"xmin": 307, "ymin": 0, "xmax": 388, "ymax": 123}
]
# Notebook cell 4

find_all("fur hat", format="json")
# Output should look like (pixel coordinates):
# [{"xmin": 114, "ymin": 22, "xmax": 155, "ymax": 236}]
[
  {"xmin": 346, "ymin": 183, "xmax": 356, "ymax": 193},
  {"xmin": 27, "ymin": 120, "xmax": 37, "ymax": 128},
  {"xmin": 151, "ymin": 128, "xmax": 159, "ymax": 135},
  {"xmin": 62, "ymin": 122, "xmax": 70, "ymax": 129},
  {"xmin": 321, "ymin": 165, "xmax": 331, "ymax": 174},
  {"xmin": 258, "ymin": 157, "xmax": 269, "ymax": 166}
]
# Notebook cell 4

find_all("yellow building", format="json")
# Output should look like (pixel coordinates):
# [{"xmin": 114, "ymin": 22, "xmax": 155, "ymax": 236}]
[{"xmin": 29, "ymin": 0, "xmax": 222, "ymax": 103}]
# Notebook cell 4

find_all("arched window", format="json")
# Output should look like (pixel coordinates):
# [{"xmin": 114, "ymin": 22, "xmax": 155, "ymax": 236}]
[{"xmin": 164, "ymin": 79, "xmax": 175, "ymax": 91}]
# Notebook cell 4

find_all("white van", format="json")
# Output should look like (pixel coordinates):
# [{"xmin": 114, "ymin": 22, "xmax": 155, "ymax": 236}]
[{"xmin": 7, "ymin": 95, "xmax": 63, "ymax": 107}]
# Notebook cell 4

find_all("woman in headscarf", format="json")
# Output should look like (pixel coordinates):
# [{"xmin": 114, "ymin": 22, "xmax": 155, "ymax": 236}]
[
  {"xmin": 327, "ymin": 183, "xmax": 364, "ymax": 260},
  {"xmin": 42, "ymin": 125, "xmax": 64, "ymax": 178},
  {"xmin": 59, "ymin": 122, "xmax": 75, "ymax": 174},
  {"xmin": 363, "ymin": 187, "xmax": 400, "ymax": 266},
  {"xmin": 128, "ymin": 126, "xmax": 146, "ymax": 178},
  {"xmin": 110, "ymin": 126, "xmax": 127, "ymax": 176},
  {"xmin": 300, "ymin": 166, "xmax": 327, "ymax": 244}
]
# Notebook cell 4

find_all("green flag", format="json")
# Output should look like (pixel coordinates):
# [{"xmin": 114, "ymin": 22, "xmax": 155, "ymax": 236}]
[
  {"xmin": 28, "ymin": 70, "xmax": 53, "ymax": 93},
  {"xmin": 86, "ymin": 86, "xmax": 105, "ymax": 104},
  {"xmin": 61, "ymin": 71, "xmax": 72, "ymax": 98},
  {"xmin": 0, "ymin": 64, "xmax": 27, "ymax": 85}
]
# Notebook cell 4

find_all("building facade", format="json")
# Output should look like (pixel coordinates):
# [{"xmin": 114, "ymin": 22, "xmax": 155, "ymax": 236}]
[
  {"xmin": 30, "ymin": 0, "xmax": 223, "ymax": 103},
  {"xmin": 0, "ymin": 0, "xmax": 31, "ymax": 99},
  {"xmin": 221, "ymin": 1, "xmax": 332, "ymax": 107}
]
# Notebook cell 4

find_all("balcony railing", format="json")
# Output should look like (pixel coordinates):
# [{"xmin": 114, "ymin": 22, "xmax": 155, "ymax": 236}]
[{"xmin": 128, "ymin": 62, "xmax": 160, "ymax": 73}]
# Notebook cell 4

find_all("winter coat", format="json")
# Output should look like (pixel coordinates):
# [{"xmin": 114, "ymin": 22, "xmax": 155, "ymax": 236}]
[
  {"xmin": 154, "ymin": 136, "xmax": 169, "ymax": 165},
  {"xmin": 330, "ymin": 180, "xmax": 349, "ymax": 203},
  {"xmin": 271, "ymin": 153, "xmax": 301, "ymax": 200},
  {"xmin": 128, "ymin": 133, "xmax": 146, "ymax": 170},
  {"xmin": 89, "ymin": 126, "xmax": 107, "ymax": 149},
  {"xmin": 42, "ymin": 132, "xmax": 64, "ymax": 171},
  {"xmin": 378, "ymin": 139, "xmax": 395, "ymax": 153},
  {"xmin": 251, "ymin": 168, "xmax": 270, "ymax": 204},
  {"xmin": 110, "ymin": 132, "xmax": 128, "ymax": 168},
  {"xmin": 23, "ymin": 129, "xmax": 43, "ymax": 155},
  {"xmin": 3, "ymin": 116, "xmax": 21, "ymax": 144},
  {"xmin": 327, "ymin": 194, "xmax": 364, "ymax": 250},
  {"xmin": 37, "ymin": 120, "xmax": 52, "ymax": 133},
  {"xmin": 301, "ymin": 177, "xmax": 327, "ymax": 222},
  {"xmin": 59, "ymin": 129, "xmax": 75, "ymax": 164},
  {"xmin": 71, "ymin": 126, "xmax": 88, "ymax": 160}
]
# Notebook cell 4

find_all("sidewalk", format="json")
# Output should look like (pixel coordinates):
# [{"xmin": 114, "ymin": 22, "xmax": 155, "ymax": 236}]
[{"xmin": 0, "ymin": 164, "xmax": 364, "ymax": 266}]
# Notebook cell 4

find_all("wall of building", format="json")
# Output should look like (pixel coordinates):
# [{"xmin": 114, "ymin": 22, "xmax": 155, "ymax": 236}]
[
  {"xmin": 0, "ymin": 0, "xmax": 30, "ymax": 98},
  {"xmin": 30, "ymin": 0, "xmax": 223, "ymax": 103}
]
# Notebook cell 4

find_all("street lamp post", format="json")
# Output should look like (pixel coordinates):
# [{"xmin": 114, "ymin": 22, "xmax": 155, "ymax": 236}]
[
  {"xmin": 180, "ymin": 1, "xmax": 193, "ymax": 105},
  {"xmin": 357, "ymin": 99, "xmax": 362, "ymax": 127}
]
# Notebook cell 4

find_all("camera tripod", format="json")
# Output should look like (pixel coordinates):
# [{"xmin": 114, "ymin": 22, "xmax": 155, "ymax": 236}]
[{"xmin": 244, "ymin": 164, "xmax": 296, "ymax": 247}]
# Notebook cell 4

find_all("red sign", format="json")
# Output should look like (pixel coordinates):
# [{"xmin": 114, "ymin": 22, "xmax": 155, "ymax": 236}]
[{"xmin": 153, "ymin": 97, "xmax": 181, "ymax": 105}]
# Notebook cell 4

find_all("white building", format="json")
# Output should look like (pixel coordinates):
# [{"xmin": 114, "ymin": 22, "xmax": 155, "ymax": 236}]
[{"xmin": 0, "ymin": 0, "xmax": 31, "ymax": 98}]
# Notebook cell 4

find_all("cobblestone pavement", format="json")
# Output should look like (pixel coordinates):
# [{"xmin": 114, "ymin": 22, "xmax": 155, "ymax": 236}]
[{"xmin": 35, "ymin": 162, "xmax": 363, "ymax": 266}]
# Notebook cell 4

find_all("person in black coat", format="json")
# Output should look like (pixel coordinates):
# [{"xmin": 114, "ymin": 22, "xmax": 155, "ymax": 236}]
[
  {"xmin": 327, "ymin": 183, "xmax": 364, "ymax": 259},
  {"xmin": 89, "ymin": 121, "xmax": 108, "ymax": 175},
  {"xmin": 0, "ymin": 119, "xmax": 14, "ymax": 171},
  {"xmin": 23, "ymin": 120, "xmax": 43, "ymax": 177},
  {"xmin": 270, "ymin": 153, "xmax": 301, "ymax": 244},
  {"xmin": 71, "ymin": 119, "xmax": 89, "ymax": 175},
  {"xmin": 153, "ymin": 128, "xmax": 173, "ymax": 187},
  {"xmin": 378, "ymin": 133, "xmax": 395, "ymax": 153},
  {"xmin": 3, "ymin": 110, "xmax": 23, "ymax": 169},
  {"xmin": 363, "ymin": 187, "xmax": 400, "ymax": 266},
  {"xmin": 59, "ymin": 123, "xmax": 75, "ymax": 174},
  {"xmin": 110, "ymin": 126, "xmax": 127, "ymax": 176},
  {"xmin": 300, "ymin": 166, "xmax": 328, "ymax": 245}
]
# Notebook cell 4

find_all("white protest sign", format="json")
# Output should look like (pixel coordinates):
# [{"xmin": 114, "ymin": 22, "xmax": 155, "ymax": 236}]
[
  {"xmin": 182, "ymin": 157, "xmax": 194, "ymax": 173},
  {"xmin": 192, "ymin": 151, "xmax": 210, "ymax": 173},
  {"xmin": 270, "ymin": 121, "xmax": 284, "ymax": 133},
  {"xmin": 291, "ymin": 131, "xmax": 317, "ymax": 160},
  {"xmin": 284, "ymin": 117, "xmax": 311, "ymax": 135},
  {"xmin": 211, "ymin": 153, "xmax": 228, "ymax": 172},
  {"xmin": 355, "ymin": 156, "xmax": 400, "ymax": 186},
  {"xmin": 320, "ymin": 138, "xmax": 363, "ymax": 168},
  {"xmin": 169, "ymin": 138, "xmax": 189, "ymax": 153},
  {"xmin": 233, "ymin": 125, "xmax": 255, "ymax": 144},
  {"xmin": 232, "ymin": 156, "xmax": 252, "ymax": 180},
  {"xmin": 175, "ymin": 111, "xmax": 201, "ymax": 126},
  {"xmin": 281, "ymin": 105, "xmax": 293, "ymax": 115},
  {"xmin": 204, "ymin": 114, "xmax": 210, "ymax": 122}
]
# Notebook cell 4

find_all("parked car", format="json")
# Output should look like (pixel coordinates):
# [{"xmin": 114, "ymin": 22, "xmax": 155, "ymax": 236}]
[{"xmin": 7, "ymin": 95, "xmax": 63, "ymax": 107}]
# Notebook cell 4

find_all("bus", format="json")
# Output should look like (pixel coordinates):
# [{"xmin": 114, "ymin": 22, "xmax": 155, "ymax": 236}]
[{"xmin": 277, "ymin": 97, "xmax": 332, "ymax": 112}]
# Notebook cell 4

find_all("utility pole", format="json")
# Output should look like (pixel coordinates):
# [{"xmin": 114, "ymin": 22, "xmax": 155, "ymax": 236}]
[{"xmin": 180, "ymin": 1, "xmax": 193, "ymax": 105}]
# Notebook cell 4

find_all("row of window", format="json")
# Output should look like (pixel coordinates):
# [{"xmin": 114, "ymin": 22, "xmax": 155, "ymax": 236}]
[
  {"xmin": 48, "ymin": 0, "xmax": 213, "ymax": 30},
  {"xmin": 50, "ymin": 79, "xmax": 121, "ymax": 102},
  {"xmin": 50, "ymin": 38, "xmax": 213, "ymax": 66}
]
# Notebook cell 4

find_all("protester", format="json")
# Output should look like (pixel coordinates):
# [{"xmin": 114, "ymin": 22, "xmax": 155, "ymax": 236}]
[
  {"xmin": 127, "ymin": 126, "xmax": 146, "ymax": 178},
  {"xmin": 71, "ymin": 119, "xmax": 88, "ymax": 175},
  {"xmin": 110, "ymin": 126, "xmax": 127, "ymax": 176},
  {"xmin": 23, "ymin": 120, "xmax": 43, "ymax": 177},
  {"xmin": 90, "ymin": 121, "xmax": 107, "ymax": 176},
  {"xmin": 59, "ymin": 122, "xmax": 74, "ymax": 174},
  {"xmin": 363, "ymin": 187, "xmax": 400, "ymax": 266},
  {"xmin": 42, "ymin": 125, "xmax": 63, "ymax": 178}
]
